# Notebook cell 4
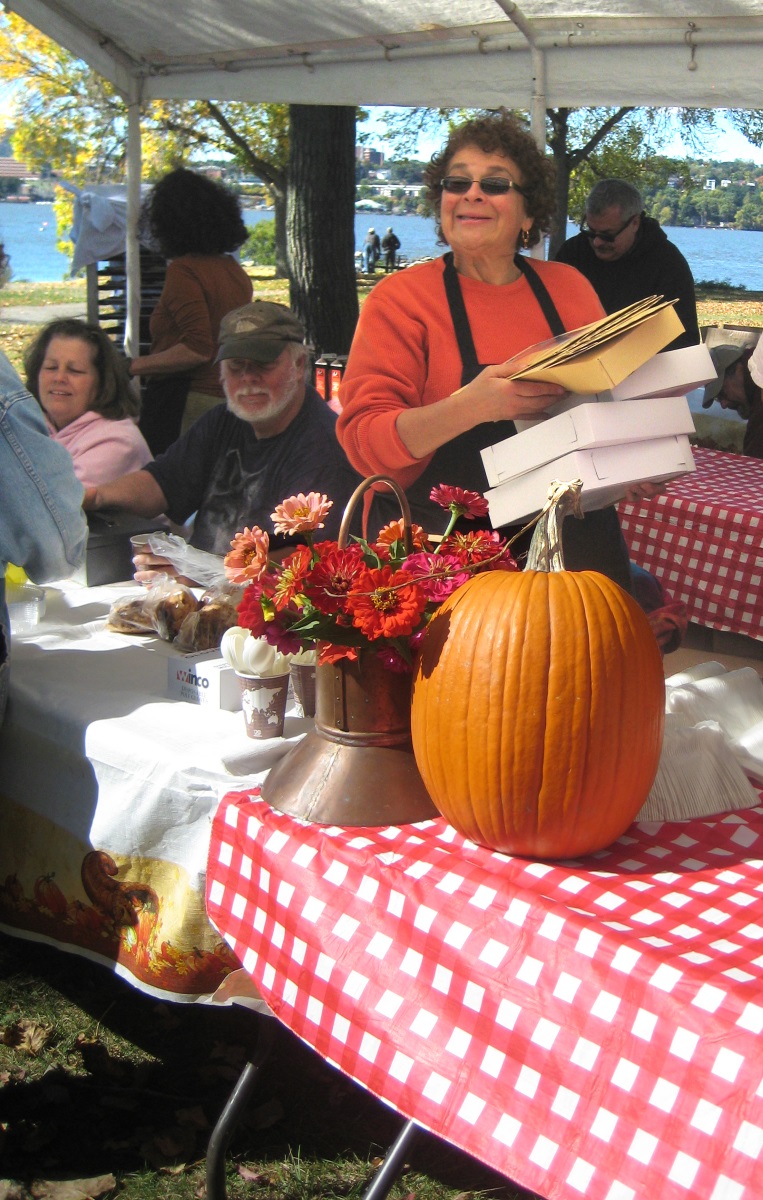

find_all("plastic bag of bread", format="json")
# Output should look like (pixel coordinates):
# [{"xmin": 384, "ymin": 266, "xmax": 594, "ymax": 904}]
[
  {"xmin": 174, "ymin": 591, "xmax": 240, "ymax": 652},
  {"xmin": 142, "ymin": 576, "xmax": 201, "ymax": 641},
  {"xmin": 106, "ymin": 594, "xmax": 156, "ymax": 635}
]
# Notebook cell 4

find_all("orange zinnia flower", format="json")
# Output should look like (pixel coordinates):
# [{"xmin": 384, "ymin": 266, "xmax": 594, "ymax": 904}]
[
  {"xmin": 345, "ymin": 566, "xmax": 426, "ymax": 640},
  {"xmin": 375, "ymin": 518, "xmax": 429, "ymax": 551},
  {"xmin": 223, "ymin": 526, "xmax": 270, "ymax": 584}
]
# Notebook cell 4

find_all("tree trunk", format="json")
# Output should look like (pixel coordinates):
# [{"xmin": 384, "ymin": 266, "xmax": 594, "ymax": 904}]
[
  {"xmin": 286, "ymin": 105, "xmax": 359, "ymax": 356},
  {"xmin": 547, "ymin": 108, "xmax": 572, "ymax": 259},
  {"xmin": 271, "ymin": 185, "xmax": 288, "ymax": 278}
]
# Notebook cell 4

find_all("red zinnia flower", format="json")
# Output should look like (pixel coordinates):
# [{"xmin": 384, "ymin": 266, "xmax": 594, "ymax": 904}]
[
  {"xmin": 304, "ymin": 543, "xmax": 366, "ymax": 615},
  {"xmin": 441, "ymin": 530, "xmax": 518, "ymax": 571},
  {"xmin": 430, "ymin": 484, "xmax": 490, "ymax": 521},
  {"xmin": 317, "ymin": 642, "xmax": 359, "ymax": 666},
  {"xmin": 237, "ymin": 583, "xmax": 269, "ymax": 638},
  {"xmin": 345, "ymin": 566, "xmax": 426, "ymax": 640}
]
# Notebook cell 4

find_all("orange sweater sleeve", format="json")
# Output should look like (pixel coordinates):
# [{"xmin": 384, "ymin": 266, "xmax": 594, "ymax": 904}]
[{"xmin": 337, "ymin": 257, "xmax": 605, "ymax": 489}]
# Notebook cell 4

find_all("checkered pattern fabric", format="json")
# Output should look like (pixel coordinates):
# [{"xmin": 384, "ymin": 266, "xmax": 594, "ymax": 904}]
[
  {"xmin": 619, "ymin": 446, "xmax": 763, "ymax": 641},
  {"xmin": 207, "ymin": 788, "xmax": 763, "ymax": 1200}
]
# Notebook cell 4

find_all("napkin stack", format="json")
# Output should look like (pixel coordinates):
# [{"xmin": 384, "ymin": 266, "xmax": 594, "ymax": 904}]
[{"xmin": 637, "ymin": 662, "xmax": 763, "ymax": 822}]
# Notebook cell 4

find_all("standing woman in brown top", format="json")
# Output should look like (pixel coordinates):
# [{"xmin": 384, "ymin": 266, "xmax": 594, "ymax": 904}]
[{"xmin": 131, "ymin": 167, "xmax": 253, "ymax": 454}]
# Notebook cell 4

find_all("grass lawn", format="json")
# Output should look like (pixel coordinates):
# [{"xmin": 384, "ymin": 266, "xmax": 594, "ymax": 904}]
[{"xmin": 0, "ymin": 932, "xmax": 537, "ymax": 1199}]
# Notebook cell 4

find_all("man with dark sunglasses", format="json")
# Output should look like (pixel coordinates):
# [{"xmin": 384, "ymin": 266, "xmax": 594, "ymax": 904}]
[{"xmin": 555, "ymin": 178, "xmax": 699, "ymax": 351}]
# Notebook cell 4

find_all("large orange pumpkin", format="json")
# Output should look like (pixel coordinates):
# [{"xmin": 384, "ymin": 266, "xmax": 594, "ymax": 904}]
[{"xmin": 411, "ymin": 480, "xmax": 665, "ymax": 859}]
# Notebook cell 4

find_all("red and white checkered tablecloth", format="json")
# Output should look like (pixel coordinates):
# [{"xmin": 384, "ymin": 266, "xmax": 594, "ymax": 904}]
[
  {"xmin": 207, "ymin": 788, "xmax": 763, "ymax": 1200},
  {"xmin": 619, "ymin": 446, "xmax": 763, "ymax": 641}
]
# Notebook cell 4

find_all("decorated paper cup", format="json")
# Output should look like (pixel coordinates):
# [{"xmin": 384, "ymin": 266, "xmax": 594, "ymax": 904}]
[
  {"xmin": 290, "ymin": 662, "xmax": 317, "ymax": 718},
  {"xmin": 237, "ymin": 672, "xmax": 290, "ymax": 739}
]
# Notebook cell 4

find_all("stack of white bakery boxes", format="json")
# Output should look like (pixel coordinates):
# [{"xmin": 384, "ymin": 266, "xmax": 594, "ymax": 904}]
[{"xmin": 481, "ymin": 336, "xmax": 715, "ymax": 530}]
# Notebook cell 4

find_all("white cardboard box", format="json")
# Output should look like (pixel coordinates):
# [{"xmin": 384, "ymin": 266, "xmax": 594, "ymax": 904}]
[
  {"xmin": 135, "ymin": 636, "xmax": 241, "ymax": 710},
  {"xmin": 608, "ymin": 343, "xmax": 716, "ymax": 401},
  {"xmin": 484, "ymin": 435, "xmax": 695, "ymax": 529},
  {"xmin": 166, "ymin": 653, "xmax": 241, "ymax": 710},
  {"xmin": 481, "ymin": 395, "xmax": 695, "ymax": 488}
]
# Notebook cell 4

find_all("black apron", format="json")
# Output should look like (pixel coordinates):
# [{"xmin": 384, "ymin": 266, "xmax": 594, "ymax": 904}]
[{"xmin": 369, "ymin": 252, "xmax": 632, "ymax": 591}]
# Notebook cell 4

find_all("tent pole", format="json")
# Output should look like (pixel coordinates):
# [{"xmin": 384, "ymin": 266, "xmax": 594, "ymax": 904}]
[
  {"xmin": 125, "ymin": 84, "xmax": 143, "ymax": 358},
  {"xmin": 529, "ymin": 45, "xmax": 546, "ymax": 259}
]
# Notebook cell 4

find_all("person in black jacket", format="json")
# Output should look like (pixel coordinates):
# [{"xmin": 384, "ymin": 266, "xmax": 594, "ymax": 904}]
[
  {"xmin": 381, "ymin": 226, "xmax": 401, "ymax": 271},
  {"xmin": 555, "ymin": 178, "xmax": 699, "ymax": 351}
]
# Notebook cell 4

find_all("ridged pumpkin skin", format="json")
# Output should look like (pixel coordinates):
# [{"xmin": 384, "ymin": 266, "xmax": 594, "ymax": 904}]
[{"xmin": 411, "ymin": 568, "xmax": 665, "ymax": 859}]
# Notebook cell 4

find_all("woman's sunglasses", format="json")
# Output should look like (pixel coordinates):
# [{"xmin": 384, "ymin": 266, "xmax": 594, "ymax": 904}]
[{"xmin": 441, "ymin": 176, "xmax": 527, "ymax": 198}]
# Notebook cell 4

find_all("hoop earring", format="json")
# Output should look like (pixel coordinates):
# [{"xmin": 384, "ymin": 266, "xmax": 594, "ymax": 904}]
[{"xmin": 520, "ymin": 228, "xmax": 532, "ymax": 250}]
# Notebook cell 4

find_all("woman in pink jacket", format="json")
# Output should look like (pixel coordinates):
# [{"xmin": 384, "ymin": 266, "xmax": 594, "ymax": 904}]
[{"xmin": 24, "ymin": 318, "xmax": 152, "ymax": 487}]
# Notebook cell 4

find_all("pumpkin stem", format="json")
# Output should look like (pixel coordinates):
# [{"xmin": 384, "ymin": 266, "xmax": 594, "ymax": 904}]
[{"xmin": 525, "ymin": 479, "xmax": 584, "ymax": 574}]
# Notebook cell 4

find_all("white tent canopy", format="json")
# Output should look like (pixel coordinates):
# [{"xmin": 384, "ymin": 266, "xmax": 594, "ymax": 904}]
[
  {"xmin": 9, "ymin": 0, "xmax": 763, "ymax": 109},
  {"xmin": 9, "ymin": 0, "xmax": 763, "ymax": 347}
]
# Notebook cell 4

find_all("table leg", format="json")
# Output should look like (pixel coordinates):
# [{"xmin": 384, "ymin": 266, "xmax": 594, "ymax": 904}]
[
  {"xmin": 205, "ymin": 1015, "xmax": 278, "ymax": 1200},
  {"xmin": 360, "ymin": 1118, "xmax": 423, "ymax": 1200}
]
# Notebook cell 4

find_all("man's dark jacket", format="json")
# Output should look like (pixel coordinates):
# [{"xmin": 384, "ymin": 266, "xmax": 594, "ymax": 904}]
[{"xmin": 555, "ymin": 216, "xmax": 700, "ymax": 350}]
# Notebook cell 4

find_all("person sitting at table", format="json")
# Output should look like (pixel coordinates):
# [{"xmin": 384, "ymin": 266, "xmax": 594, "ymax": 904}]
[
  {"xmin": 0, "ymin": 243, "xmax": 87, "ymax": 726},
  {"xmin": 554, "ymin": 178, "xmax": 700, "ymax": 352},
  {"xmin": 337, "ymin": 110, "xmax": 661, "ymax": 592},
  {"xmin": 83, "ymin": 300, "xmax": 362, "ymax": 582},
  {"xmin": 702, "ymin": 339, "xmax": 763, "ymax": 460},
  {"xmin": 23, "ymin": 318, "xmax": 153, "ymax": 488}
]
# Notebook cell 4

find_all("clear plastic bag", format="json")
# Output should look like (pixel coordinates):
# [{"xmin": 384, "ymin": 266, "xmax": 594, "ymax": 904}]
[{"xmin": 137, "ymin": 532, "xmax": 229, "ymax": 590}]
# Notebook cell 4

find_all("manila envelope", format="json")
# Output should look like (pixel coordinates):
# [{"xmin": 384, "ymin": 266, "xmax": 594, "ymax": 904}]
[{"xmin": 509, "ymin": 305, "xmax": 684, "ymax": 394}]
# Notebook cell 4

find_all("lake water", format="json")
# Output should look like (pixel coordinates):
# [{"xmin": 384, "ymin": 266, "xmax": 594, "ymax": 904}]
[{"xmin": 3, "ymin": 199, "xmax": 763, "ymax": 290}]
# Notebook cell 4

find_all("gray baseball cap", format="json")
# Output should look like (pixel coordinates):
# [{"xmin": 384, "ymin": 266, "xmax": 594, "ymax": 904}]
[
  {"xmin": 702, "ymin": 344, "xmax": 746, "ymax": 407},
  {"xmin": 216, "ymin": 301, "xmax": 305, "ymax": 364}
]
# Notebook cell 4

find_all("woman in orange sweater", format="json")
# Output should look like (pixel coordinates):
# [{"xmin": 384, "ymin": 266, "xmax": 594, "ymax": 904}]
[{"xmin": 337, "ymin": 112, "xmax": 655, "ymax": 590}]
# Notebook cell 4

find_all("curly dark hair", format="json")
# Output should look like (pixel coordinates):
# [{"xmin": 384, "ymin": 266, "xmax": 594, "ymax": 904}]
[
  {"xmin": 142, "ymin": 166, "xmax": 248, "ymax": 258},
  {"xmin": 24, "ymin": 318, "xmax": 139, "ymax": 421},
  {"xmin": 423, "ymin": 110, "xmax": 557, "ymax": 250}
]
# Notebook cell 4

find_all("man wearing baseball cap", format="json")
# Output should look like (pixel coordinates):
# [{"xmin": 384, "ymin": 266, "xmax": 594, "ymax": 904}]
[
  {"xmin": 702, "ymin": 339, "xmax": 763, "ymax": 459},
  {"xmin": 84, "ymin": 301, "xmax": 362, "ymax": 575}
]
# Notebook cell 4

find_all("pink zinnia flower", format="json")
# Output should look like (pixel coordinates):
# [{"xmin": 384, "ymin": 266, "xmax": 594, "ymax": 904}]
[
  {"xmin": 224, "ymin": 526, "xmax": 269, "ymax": 584},
  {"xmin": 271, "ymin": 492, "xmax": 333, "ymax": 536},
  {"xmin": 400, "ymin": 551, "xmax": 470, "ymax": 601}
]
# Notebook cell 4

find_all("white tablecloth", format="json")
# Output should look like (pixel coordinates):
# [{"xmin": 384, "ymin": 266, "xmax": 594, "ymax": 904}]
[{"xmin": 0, "ymin": 579, "xmax": 307, "ymax": 1002}]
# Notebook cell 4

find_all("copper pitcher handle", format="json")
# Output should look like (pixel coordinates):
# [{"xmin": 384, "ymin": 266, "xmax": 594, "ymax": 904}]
[{"xmin": 337, "ymin": 474, "xmax": 414, "ymax": 554}]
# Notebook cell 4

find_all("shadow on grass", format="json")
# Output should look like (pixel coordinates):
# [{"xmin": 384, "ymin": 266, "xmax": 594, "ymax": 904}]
[{"xmin": 0, "ymin": 933, "xmax": 540, "ymax": 1199}]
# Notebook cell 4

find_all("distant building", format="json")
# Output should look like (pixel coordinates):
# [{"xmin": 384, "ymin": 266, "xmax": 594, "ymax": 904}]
[
  {"xmin": 705, "ymin": 178, "xmax": 717, "ymax": 190},
  {"xmin": 356, "ymin": 147, "xmax": 385, "ymax": 167},
  {"xmin": 0, "ymin": 156, "xmax": 36, "ymax": 181}
]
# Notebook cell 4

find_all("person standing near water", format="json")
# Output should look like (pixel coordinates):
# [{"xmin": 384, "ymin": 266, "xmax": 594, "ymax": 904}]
[
  {"xmin": 555, "ymin": 178, "xmax": 699, "ymax": 351},
  {"xmin": 381, "ymin": 227, "xmax": 401, "ymax": 271}
]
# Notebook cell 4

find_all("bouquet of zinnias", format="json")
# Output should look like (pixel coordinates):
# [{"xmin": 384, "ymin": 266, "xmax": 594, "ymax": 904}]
[{"xmin": 223, "ymin": 483, "xmax": 519, "ymax": 672}]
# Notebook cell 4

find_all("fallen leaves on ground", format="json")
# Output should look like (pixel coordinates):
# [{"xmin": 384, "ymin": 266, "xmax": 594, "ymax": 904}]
[
  {"xmin": 1, "ymin": 1021, "xmax": 54, "ymax": 1057},
  {"xmin": 0, "ymin": 1178, "xmax": 115, "ymax": 1200}
]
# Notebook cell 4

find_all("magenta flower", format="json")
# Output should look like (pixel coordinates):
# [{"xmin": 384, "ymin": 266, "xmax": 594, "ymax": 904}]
[{"xmin": 401, "ymin": 551, "xmax": 470, "ymax": 601}]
